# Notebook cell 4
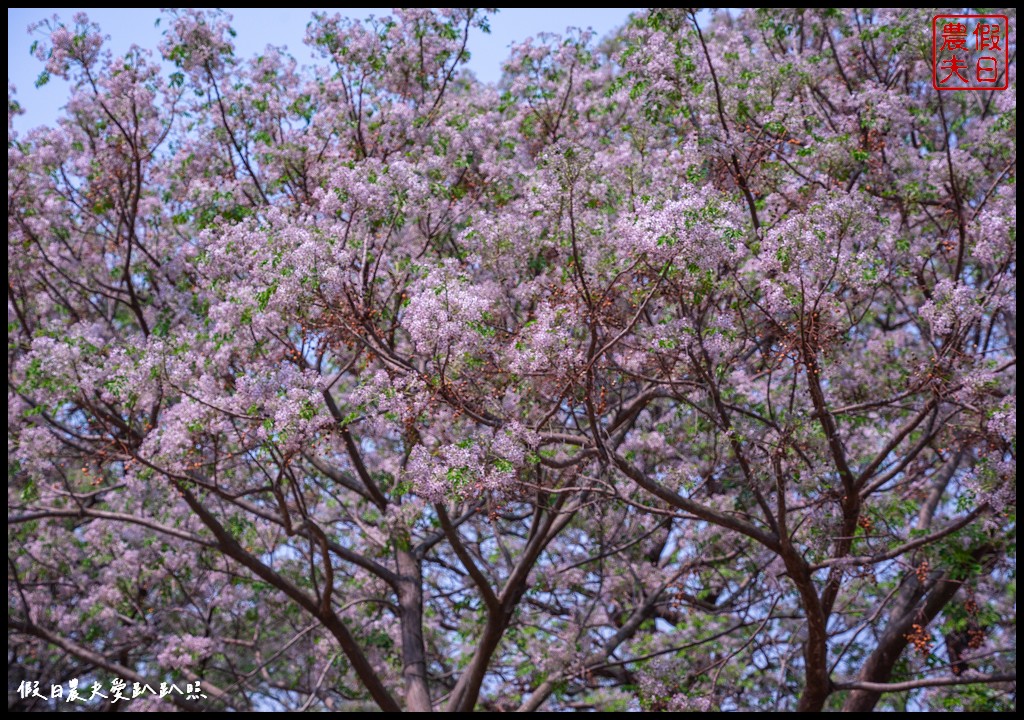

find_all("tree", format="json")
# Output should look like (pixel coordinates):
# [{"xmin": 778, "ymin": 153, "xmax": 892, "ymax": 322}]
[{"xmin": 8, "ymin": 7, "xmax": 1016, "ymax": 712}]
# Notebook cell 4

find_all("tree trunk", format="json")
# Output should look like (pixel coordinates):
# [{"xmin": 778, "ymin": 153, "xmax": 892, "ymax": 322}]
[{"xmin": 397, "ymin": 547, "xmax": 432, "ymax": 712}]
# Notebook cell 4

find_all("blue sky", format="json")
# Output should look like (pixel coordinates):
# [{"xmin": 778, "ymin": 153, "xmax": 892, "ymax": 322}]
[{"xmin": 8, "ymin": 7, "xmax": 638, "ymax": 131}]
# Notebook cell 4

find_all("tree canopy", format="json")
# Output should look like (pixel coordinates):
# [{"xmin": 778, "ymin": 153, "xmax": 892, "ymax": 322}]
[{"xmin": 8, "ymin": 7, "xmax": 1016, "ymax": 712}]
